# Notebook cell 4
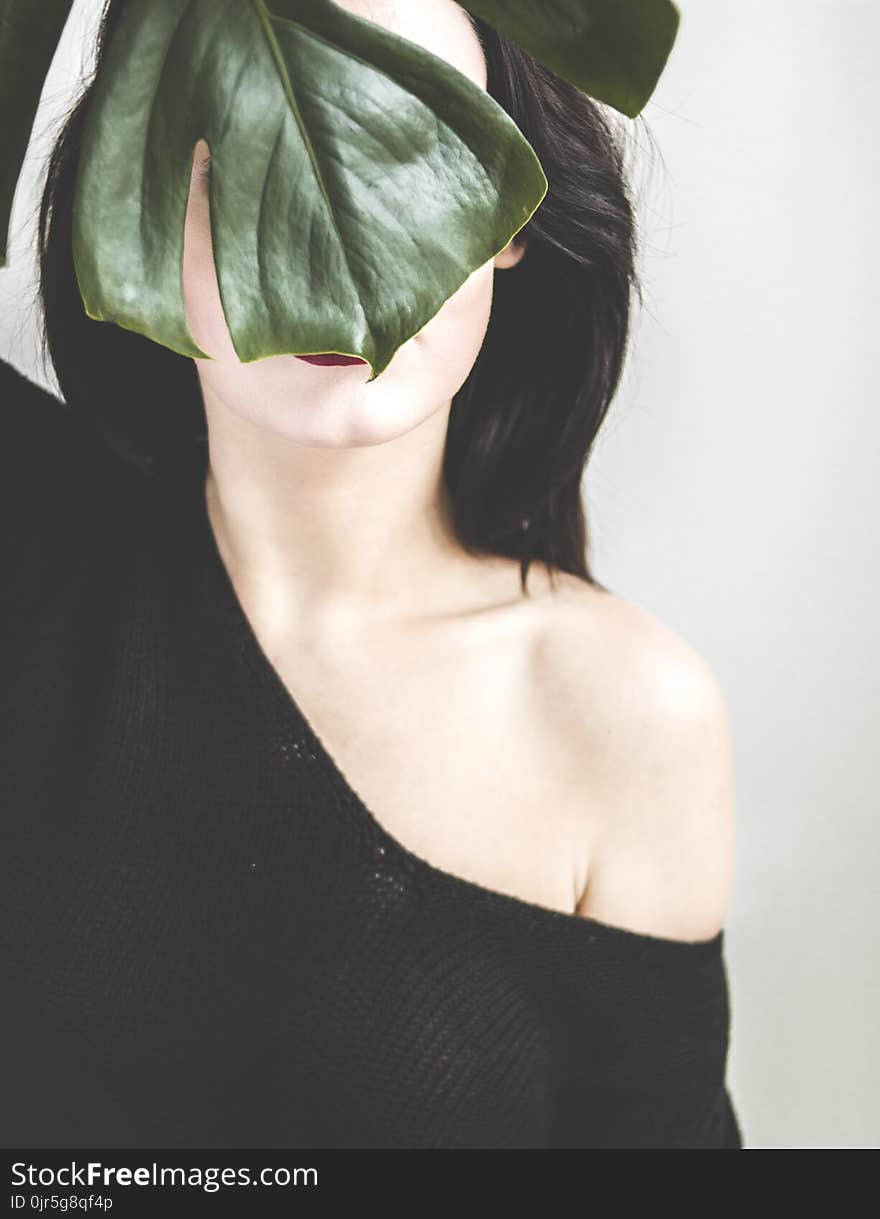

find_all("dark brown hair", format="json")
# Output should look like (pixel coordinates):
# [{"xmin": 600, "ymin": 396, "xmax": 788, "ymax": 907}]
[{"xmin": 37, "ymin": 1, "xmax": 647, "ymax": 593}]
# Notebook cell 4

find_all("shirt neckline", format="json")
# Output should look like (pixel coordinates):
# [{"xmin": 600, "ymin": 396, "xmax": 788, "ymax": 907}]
[{"xmin": 187, "ymin": 474, "xmax": 724, "ymax": 959}]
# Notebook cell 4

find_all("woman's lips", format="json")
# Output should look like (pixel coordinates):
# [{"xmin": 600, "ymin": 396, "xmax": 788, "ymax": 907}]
[{"xmin": 296, "ymin": 353, "xmax": 367, "ymax": 367}]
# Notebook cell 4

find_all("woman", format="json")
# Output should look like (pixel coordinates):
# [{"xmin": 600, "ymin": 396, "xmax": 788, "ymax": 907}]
[{"xmin": 0, "ymin": 0, "xmax": 742, "ymax": 1148}]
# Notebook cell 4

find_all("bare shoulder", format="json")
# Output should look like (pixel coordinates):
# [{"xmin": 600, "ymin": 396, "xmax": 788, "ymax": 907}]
[{"xmin": 527, "ymin": 571, "xmax": 737, "ymax": 941}]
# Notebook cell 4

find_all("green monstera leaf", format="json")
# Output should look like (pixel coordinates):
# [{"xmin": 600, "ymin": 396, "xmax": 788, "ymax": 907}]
[
  {"xmin": 462, "ymin": 0, "xmax": 680, "ymax": 119},
  {"xmin": 71, "ymin": 0, "xmax": 548, "ymax": 380},
  {"xmin": 1, "ymin": 0, "xmax": 681, "ymax": 379}
]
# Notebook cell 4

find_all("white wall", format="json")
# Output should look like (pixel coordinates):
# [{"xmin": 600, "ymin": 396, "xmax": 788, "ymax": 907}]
[
  {"xmin": 591, "ymin": 0, "xmax": 879, "ymax": 1149},
  {"xmin": 2, "ymin": 0, "xmax": 877, "ymax": 1149},
  {"xmin": 0, "ymin": 0, "xmax": 102, "ymax": 375}
]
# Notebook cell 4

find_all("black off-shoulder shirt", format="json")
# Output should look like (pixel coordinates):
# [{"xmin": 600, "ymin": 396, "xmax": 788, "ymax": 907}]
[{"xmin": 0, "ymin": 356, "xmax": 743, "ymax": 1149}]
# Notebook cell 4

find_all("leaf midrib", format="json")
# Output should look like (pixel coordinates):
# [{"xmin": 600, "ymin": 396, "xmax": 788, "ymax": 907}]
[{"xmin": 251, "ymin": 0, "xmax": 369, "ymax": 344}]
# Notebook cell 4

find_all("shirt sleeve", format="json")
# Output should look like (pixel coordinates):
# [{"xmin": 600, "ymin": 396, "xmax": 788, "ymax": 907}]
[
  {"xmin": 0, "ymin": 354, "xmax": 127, "ymax": 618},
  {"xmin": 540, "ymin": 925, "xmax": 744, "ymax": 1149}
]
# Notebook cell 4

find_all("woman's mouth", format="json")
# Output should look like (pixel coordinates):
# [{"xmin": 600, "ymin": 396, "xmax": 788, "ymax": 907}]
[{"xmin": 296, "ymin": 354, "xmax": 367, "ymax": 367}]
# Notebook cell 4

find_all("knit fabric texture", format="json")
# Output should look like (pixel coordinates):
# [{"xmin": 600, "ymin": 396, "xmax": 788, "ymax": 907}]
[{"xmin": 0, "ymin": 356, "xmax": 743, "ymax": 1149}]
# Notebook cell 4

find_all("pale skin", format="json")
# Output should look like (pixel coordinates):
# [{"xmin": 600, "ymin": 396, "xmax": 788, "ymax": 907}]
[{"xmin": 181, "ymin": 0, "xmax": 735, "ymax": 941}]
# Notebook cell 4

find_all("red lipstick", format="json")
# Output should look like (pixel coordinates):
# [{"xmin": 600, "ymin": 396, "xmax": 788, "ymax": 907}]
[{"xmin": 296, "ymin": 354, "xmax": 367, "ymax": 367}]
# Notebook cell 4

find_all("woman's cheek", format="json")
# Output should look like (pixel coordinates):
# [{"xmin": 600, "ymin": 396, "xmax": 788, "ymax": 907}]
[
  {"xmin": 412, "ymin": 259, "xmax": 496, "ymax": 381},
  {"xmin": 182, "ymin": 190, "xmax": 233, "ymax": 360}
]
